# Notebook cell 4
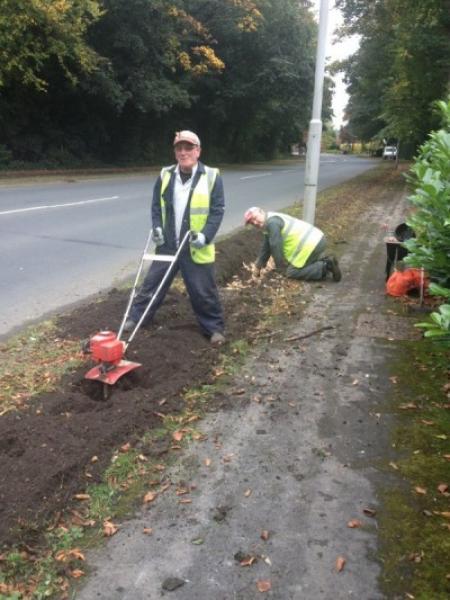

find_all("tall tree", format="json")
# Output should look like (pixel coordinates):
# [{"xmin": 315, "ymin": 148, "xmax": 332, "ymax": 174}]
[
  {"xmin": 0, "ymin": 0, "xmax": 103, "ymax": 90},
  {"xmin": 335, "ymin": 0, "xmax": 450, "ymax": 152}
]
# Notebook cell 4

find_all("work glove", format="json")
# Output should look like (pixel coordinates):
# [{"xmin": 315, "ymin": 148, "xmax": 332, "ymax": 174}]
[
  {"xmin": 152, "ymin": 226, "xmax": 164, "ymax": 247},
  {"xmin": 190, "ymin": 231, "xmax": 206, "ymax": 249}
]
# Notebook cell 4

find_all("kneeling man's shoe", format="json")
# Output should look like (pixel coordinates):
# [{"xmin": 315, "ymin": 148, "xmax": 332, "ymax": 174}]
[
  {"xmin": 210, "ymin": 332, "xmax": 225, "ymax": 346},
  {"xmin": 326, "ymin": 256, "xmax": 342, "ymax": 282}
]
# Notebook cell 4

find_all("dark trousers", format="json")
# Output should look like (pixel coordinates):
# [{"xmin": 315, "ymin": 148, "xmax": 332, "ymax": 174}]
[
  {"xmin": 130, "ymin": 249, "xmax": 224, "ymax": 337},
  {"xmin": 285, "ymin": 237, "xmax": 327, "ymax": 281}
]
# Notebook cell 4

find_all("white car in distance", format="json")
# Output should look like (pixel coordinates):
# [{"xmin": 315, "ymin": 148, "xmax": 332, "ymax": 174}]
[{"xmin": 383, "ymin": 145, "xmax": 397, "ymax": 160}]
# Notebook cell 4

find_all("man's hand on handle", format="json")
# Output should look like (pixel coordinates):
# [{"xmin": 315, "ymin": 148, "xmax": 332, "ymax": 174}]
[
  {"xmin": 190, "ymin": 232, "xmax": 206, "ymax": 249},
  {"xmin": 152, "ymin": 227, "xmax": 165, "ymax": 247}
]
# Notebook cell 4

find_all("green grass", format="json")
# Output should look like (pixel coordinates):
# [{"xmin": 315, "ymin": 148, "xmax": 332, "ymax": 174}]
[
  {"xmin": 379, "ymin": 341, "xmax": 450, "ymax": 599},
  {"xmin": 0, "ymin": 322, "xmax": 85, "ymax": 415}
]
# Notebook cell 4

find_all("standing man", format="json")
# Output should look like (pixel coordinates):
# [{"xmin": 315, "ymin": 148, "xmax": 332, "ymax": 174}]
[
  {"xmin": 125, "ymin": 130, "xmax": 225, "ymax": 345},
  {"xmin": 244, "ymin": 206, "xmax": 341, "ymax": 282}
]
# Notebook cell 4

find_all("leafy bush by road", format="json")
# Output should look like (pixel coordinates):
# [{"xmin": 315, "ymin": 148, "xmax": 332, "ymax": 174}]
[{"xmin": 405, "ymin": 98, "xmax": 450, "ymax": 342}]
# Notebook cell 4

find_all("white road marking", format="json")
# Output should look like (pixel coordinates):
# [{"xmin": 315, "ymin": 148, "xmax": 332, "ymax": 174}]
[
  {"xmin": 240, "ymin": 172, "xmax": 272, "ymax": 180},
  {"xmin": 0, "ymin": 195, "xmax": 119, "ymax": 216}
]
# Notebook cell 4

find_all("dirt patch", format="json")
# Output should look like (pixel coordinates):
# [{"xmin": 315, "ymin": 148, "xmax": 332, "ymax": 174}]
[
  {"xmin": 0, "ymin": 228, "xmax": 270, "ymax": 546},
  {"xmin": 0, "ymin": 166, "xmax": 400, "ymax": 549}
]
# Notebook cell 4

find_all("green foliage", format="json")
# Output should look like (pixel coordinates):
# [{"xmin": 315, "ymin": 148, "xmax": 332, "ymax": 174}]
[
  {"xmin": 404, "ymin": 99, "xmax": 450, "ymax": 284},
  {"xmin": 0, "ymin": 0, "xmax": 325, "ymax": 166},
  {"xmin": 415, "ymin": 304, "xmax": 450, "ymax": 343},
  {"xmin": 404, "ymin": 99, "xmax": 450, "ymax": 343},
  {"xmin": 0, "ymin": 0, "xmax": 103, "ymax": 90},
  {"xmin": 335, "ymin": 0, "xmax": 450, "ymax": 152}
]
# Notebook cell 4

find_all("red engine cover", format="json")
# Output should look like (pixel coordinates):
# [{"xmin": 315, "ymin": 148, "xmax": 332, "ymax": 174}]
[
  {"xmin": 96, "ymin": 339, "xmax": 124, "ymax": 363},
  {"xmin": 90, "ymin": 331, "xmax": 124, "ymax": 363}
]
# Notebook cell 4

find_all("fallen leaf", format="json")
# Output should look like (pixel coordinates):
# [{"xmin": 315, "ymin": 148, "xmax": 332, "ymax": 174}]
[
  {"xmin": 191, "ymin": 538, "xmax": 204, "ymax": 545},
  {"xmin": 347, "ymin": 519, "xmax": 362, "ymax": 528},
  {"xmin": 363, "ymin": 508, "xmax": 377, "ymax": 517},
  {"xmin": 389, "ymin": 461, "xmax": 399, "ymax": 470},
  {"xmin": 143, "ymin": 491, "xmax": 157, "ymax": 503},
  {"xmin": 352, "ymin": 379, "xmax": 359, "ymax": 385},
  {"xmin": 438, "ymin": 483, "xmax": 449, "ymax": 494},
  {"xmin": 204, "ymin": 458, "xmax": 212, "ymax": 467},
  {"xmin": 399, "ymin": 403, "xmax": 418, "ymax": 410},
  {"xmin": 176, "ymin": 488, "xmax": 190, "ymax": 496},
  {"xmin": 240, "ymin": 556, "xmax": 256, "ymax": 567},
  {"xmin": 244, "ymin": 489, "xmax": 252, "ymax": 497},
  {"xmin": 172, "ymin": 431, "xmax": 184, "ymax": 442},
  {"xmin": 143, "ymin": 528, "xmax": 153, "ymax": 535},
  {"xmin": 90, "ymin": 456, "xmax": 98, "ymax": 463},
  {"xmin": 443, "ymin": 454, "xmax": 450, "ymax": 461},
  {"xmin": 55, "ymin": 548, "xmax": 85, "ymax": 562},
  {"xmin": 185, "ymin": 415, "xmax": 200, "ymax": 423},
  {"xmin": 409, "ymin": 552, "xmax": 423, "ymax": 563},
  {"xmin": 74, "ymin": 493, "xmax": 90, "ymax": 501},
  {"xmin": 420, "ymin": 419, "xmax": 435, "ymax": 426},
  {"xmin": 436, "ymin": 434, "xmax": 448, "ymax": 440},
  {"xmin": 434, "ymin": 511, "xmax": 450, "ymax": 519},
  {"xmin": 261, "ymin": 530, "xmax": 270, "ymax": 541},
  {"xmin": 232, "ymin": 388, "xmax": 246, "ymax": 395},
  {"xmin": 414, "ymin": 486, "xmax": 427, "ymax": 495},
  {"xmin": 336, "ymin": 556, "xmax": 346, "ymax": 572},
  {"xmin": 256, "ymin": 580, "xmax": 272, "ymax": 592},
  {"xmin": 120, "ymin": 442, "xmax": 131, "ymax": 452},
  {"xmin": 389, "ymin": 376, "xmax": 398, "ymax": 384},
  {"xmin": 70, "ymin": 569, "xmax": 85, "ymax": 578},
  {"xmin": 223, "ymin": 454, "xmax": 234, "ymax": 463},
  {"xmin": 103, "ymin": 520, "xmax": 118, "ymax": 537},
  {"xmin": 179, "ymin": 498, "xmax": 192, "ymax": 504}
]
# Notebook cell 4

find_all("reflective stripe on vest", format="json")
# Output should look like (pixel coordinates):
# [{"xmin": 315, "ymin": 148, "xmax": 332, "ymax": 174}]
[
  {"xmin": 160, "ymin": 165, "xmax": 218, "ymax": 264},
  {"xmin": 267, "ymin": 212, "xmax": 323, "ymax": 268}
]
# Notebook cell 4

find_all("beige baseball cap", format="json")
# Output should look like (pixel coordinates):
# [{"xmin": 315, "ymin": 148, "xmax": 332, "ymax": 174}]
[{"xmin": 173, "ymin": 130, "xmax": 201, "ymax": 146}]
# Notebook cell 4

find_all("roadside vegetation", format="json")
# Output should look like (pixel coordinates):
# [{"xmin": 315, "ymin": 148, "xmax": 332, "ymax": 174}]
[
  {"xmin": 335, "ymin": 0, "xmax": 449, "ymax": 156},
  {"xmin": 404, "ymin": 99, "xmax": 450, "ymax": 344},
  {"xmin": 0, "ymin": 1, "xmax": 331, "ymax": 169}
]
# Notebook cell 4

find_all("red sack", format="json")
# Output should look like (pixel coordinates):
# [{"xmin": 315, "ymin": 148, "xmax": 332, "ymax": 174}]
[{"xmin": 386, "ymin": 268, "xmax": 428, "ymax": 297}]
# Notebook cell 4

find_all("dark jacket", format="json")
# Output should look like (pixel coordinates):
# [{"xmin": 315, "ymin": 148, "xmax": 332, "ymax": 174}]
[{"xmin": 151, "ymin": 161, "xmax": 225, "ymax": 252}]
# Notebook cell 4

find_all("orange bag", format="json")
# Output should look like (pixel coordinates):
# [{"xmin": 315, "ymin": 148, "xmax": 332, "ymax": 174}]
[{"xmin": 386, "ymin": 268, "xmax": 428, "ymax": 297}]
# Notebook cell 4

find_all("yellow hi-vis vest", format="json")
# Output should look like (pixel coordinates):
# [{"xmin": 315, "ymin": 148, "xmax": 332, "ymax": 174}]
[
  {"xmin": 160, "ymin": 165, "xmax": 219, "ymax": 264},
  {"xmin": 267, "ymin": 212, "xmax": 323, "ymax": 268}
]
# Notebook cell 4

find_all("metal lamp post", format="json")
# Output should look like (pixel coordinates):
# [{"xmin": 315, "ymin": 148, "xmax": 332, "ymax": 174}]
[{"xmin": 302, "ymin": 0, "xmax": 330, "ymax": 224}]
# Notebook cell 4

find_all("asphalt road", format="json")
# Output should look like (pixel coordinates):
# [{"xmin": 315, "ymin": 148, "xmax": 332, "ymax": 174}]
[{"xmin": 0, "ymin": 155, "xmax": 378, "ymax": 338}]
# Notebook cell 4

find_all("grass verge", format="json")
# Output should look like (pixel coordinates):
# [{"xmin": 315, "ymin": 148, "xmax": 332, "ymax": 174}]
[{"xmin": 379, "ymin": 341, "xmax": 450, "ymax": 599}]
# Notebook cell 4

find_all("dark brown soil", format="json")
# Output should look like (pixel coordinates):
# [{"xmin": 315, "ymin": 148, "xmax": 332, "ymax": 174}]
[{"xmin": 0, "ymin": 227, "xmax": 272, "ymax": 547}]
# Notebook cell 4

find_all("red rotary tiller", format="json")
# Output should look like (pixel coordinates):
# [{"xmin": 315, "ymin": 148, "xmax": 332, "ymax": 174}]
[{"xmin": 84, "ymin": 230, "xmax": 191, "ymax": 398}]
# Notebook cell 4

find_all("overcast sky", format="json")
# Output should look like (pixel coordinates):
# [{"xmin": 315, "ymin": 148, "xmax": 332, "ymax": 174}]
[{"xmin": 312, "ymin": 0, "xmax": 360, "ymax": 128}]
